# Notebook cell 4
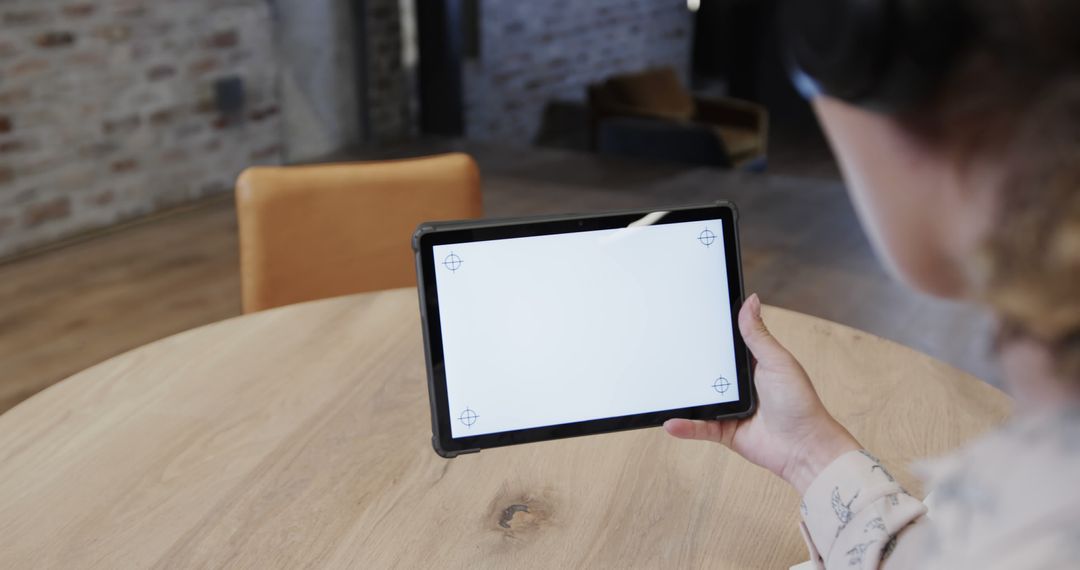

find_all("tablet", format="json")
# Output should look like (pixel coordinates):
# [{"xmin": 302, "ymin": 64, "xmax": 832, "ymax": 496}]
[{"xmin": 413, "ymin": 203, "xmax": 755, "ymax": 457}]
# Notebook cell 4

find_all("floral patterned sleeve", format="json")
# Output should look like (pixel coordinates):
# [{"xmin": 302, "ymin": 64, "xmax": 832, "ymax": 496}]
[{"xmin": 798, "ymin": 450, "xmax": 927, "ymax": 569}]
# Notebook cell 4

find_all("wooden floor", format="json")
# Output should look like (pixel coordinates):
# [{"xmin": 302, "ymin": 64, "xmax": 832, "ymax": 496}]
[
  {"xmin": 0, "ymin": 139, "xmax": 999, "ymax": 414},
  {"xmin": 0, "ymin": 198, "xmax": 243, "ymax": 412}
]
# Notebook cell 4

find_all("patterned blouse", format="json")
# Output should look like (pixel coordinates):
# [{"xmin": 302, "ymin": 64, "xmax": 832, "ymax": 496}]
[{"xmin": 798, "ymin": 408, "xmax": 1080, "ymax": 568}]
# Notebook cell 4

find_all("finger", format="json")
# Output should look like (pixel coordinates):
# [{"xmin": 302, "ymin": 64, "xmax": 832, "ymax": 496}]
[
  {"xmin": 663, "ymin": 418, "xmax": 735, "ymax": 447},
  {"xmin": 738, "ymin": 294, "xmax": 793, "ymax": 364}
]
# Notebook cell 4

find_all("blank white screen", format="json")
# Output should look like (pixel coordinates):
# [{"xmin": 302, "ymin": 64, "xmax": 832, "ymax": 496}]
[{"xmin": 434, "ymin": 218, "xmax": 739, "ymax": 439}]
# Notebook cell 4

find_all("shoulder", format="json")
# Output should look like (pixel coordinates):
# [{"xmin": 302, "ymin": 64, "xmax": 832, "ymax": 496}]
[{"xmin": 918, "ymin": 408, "xmax": 1080, "ymax": 567}]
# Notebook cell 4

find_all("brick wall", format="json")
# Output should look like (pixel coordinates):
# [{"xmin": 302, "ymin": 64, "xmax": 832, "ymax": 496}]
[
  {"xmin": 0, "ymin": 0, "xmax": 282, "ymax": 258},
  {"xmin": 464, "ymin": 0, "xmax": 693, "ymax": 144},
  {"xmin": 366, "ymin": 0, "xmax": 415, "ymax": 143}
]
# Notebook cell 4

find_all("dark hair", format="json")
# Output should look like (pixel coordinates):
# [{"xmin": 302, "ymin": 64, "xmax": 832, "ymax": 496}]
[{"xmin": 904, "ymin": 0, "xmax": 1080, "ymax": 379}]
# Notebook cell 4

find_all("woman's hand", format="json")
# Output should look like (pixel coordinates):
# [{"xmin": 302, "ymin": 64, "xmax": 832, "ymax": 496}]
[{"xmin": 664, "ymin": 294, "xmax": 861, "ymax": 495}]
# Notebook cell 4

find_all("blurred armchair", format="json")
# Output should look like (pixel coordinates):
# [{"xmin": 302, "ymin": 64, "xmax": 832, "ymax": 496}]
[{"xmin": 587, "ymin": 67, "xmax": 769, "ymax": 170}]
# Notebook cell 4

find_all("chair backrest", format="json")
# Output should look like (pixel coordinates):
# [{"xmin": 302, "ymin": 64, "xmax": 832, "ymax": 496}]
[
  {"xmin": 592, "ymin": 67, "xmax": 696, "ymax": 121},
  {"xmin": 235, "ymin": 152, "xmax": 482, "ymax": 313}
]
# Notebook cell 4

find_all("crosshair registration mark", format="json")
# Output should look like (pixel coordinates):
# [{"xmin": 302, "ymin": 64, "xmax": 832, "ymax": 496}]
[
  {"xmin": 443, "ymin": 252, "xmax": 463, "ymax": 272},
  {"xmin": 459, "ymin": 408, "xmax": 479, "ymax": 428},
  {"xmin": 698, "ymin": 228, "xmax": 717, "ymax": 247},
  {"xmin": 712, "ymin": 376, "xmax": 731, "ymax": 394}
]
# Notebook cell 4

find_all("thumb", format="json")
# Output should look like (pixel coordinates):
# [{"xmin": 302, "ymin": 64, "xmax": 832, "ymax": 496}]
[
  {"xmin": 738, "ymin": 294, "xmax": 792, "ymax": 364},
  {"xmin": 663, "ymin": 418, "xmax": 737, "ymax": 447}
]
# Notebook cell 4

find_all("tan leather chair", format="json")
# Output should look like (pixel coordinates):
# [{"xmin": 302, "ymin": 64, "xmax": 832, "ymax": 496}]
[
  {"xmin": 235, "ymin": 152, "xmax": 482, "ymax": 313},
  {"xmin": 587, "ymin": 67, "xmax": 769, "ymax": 170}
]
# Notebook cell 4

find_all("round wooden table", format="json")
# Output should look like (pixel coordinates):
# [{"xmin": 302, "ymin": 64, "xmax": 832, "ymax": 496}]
[{"xmin": 0, "ymin": 288, "xmax": 1011, "ymax": 569}]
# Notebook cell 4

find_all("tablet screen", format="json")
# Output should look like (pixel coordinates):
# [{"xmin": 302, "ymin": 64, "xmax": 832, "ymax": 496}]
[{"xmin": 432, "ymin": 218, "xmax": 740, "ymax": 439}]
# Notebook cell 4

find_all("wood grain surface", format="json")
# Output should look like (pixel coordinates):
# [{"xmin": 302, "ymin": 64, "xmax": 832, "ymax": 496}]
[
  {"xmin": 0, "ymin": 288, "xmax": 1011, "ymax": 569},
  {"xmin": 0, "ymin": 141, "xmax": 998, "ymax": 417}
]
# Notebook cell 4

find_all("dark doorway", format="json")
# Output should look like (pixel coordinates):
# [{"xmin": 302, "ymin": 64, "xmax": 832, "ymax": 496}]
[
  {"xmin": 416, "ymin": 0, "xmax": 466, "ymax": 136},
  {"xmin": 692, "ymin": 0, "xmax": 817, "ymax": 133}
]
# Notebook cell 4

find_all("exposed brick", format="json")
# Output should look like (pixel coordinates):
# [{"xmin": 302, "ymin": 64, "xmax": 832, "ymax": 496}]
[
  {"xmin": 146, "ymin": 64, "xmax": 176, "ymax": 81},
  {"xmin": 148, "ymin": 107, "xmax": 178, "ymax": 125},
  {"xmin": 79, "ymin": 140, "xmax": 120, "ymax": 159},
  {"xmin": 67, "ymin": 50, "xmax": 107, "ymax": 67},
  {"xmin": 193, "ymin": 99, "xmax": 217, "ymax": 114},
  {"xmin": 0, "ymin": 140, "xmax": 26, "ymax": 154},
  {"xmin": 0, "ymin": 0, "xmax": 281, "ymax": 258},
  {"xmin": 129, "ymin": 40, "xmax": 153, "ymax": 61},
  {"xmin": 463, "ymin": 0, "xmax": 691, "ymax": 143},
  {"xmin": 89, "ymin": 190, "xmax": 114, "ymax": 206},
  {"xmin": 205, "ymin": 30, "xmax": 238, "ymax": 49},
  {"xmin": 365, "ymin": 0, "xmax": 412, "ymax": 142},
  {"xmin": 110, "ymin": 158, "xmax": 138, "ymax": 173},
  {"xmin": 94, "ymin": 24, "xmax": 131, "ymax": 43},
  {"xmin": 62, "ymin": 4, "xmax": 96, "ymax": 19},
  {"xmin": 36, "ymin": 31, "xmax": 76, "ymax": 48},
  {"xmin": 3, "ymin": 10, "xmax": 51, "ymax": 27},
  {"xmin": 150, "ymin": 21, "xmax": 175, "ymax": 36},
  {"xmin": 152, "ymin": 190, "xmax": 187, "ymax": 210},
  {"xmin": 174, "ymin": 123, "xmax": 204, "ymax": 140},
  {"xmin": 548, "ymin": 57, "xmax": 570, "ymax": 70},
  {"xmin": 160, "ymin": 148, "xmax": 189, "ymax": 162},
  {"xmin": 23, "ymin": 197, "xmax": 71, "ymax": 227},
  {"xmin": 117, "ymin": 8, "xmax": 147, "ymax": 19},
  {"xmin": 14, "ymin": 188, "xmax": 38, "ymax": 204},
  {"xmin": 102, "ymin": 115, "xmax": 141, "ymax": 135},
  {"xmin": 250, "ymin": 144, "xmax": 281, "ymax": 161},
  {"xmin": 523, "ymin": 78, "xmax": 544, "ymax": 91},
  {"xmin": 0, "ymin": 40, "xmax": 17, "ymax": 58},
  {"xmin": 199, "ymin": 180, "xmax": 229, "ymax": 196},
  {"xmin": 188, "ymin": 57, "xmax": 218, "ymax": 76},
  {"xmin": 12, "ymin": 59, "xmax": 50, "ymax": 76},
  {"xmin": 17, "ymin": 157, "xmax": 57, "ymax": 178},
  {"xmin": 228, "ymin": 49, "xmax": 252, "ymax": 65},
  {"xmin": 491, "ymin": 71, "xmax": 517, "ymax": 86},
  {"xmin": 212, "ymin": 116, "xmax": 235, "ymax": 130},
  {"xmin": 249, "ymin": 105, "xmax": 279, "ymax": 121}
]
